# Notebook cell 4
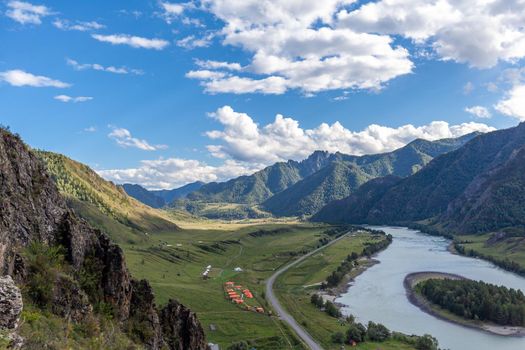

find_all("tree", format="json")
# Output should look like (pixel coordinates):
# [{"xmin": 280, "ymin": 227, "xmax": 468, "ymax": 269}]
[
  {"xmin": 346, "ymin": 323, "xmax": 366, "ymax": 343},
  {"xmin": 366, "ymin": 321, "xmax": 390, "ymax": 342},
  {"xmin": 331, "ymin": 331, "xmax": 345, "ymax": 344},
  {"xmin": 415, "ymin": 334, "xmax": 439, "ymax": 350},
  {"xmin": 325, "ymin": 301, "xmax": 342, "ymax": 318}
]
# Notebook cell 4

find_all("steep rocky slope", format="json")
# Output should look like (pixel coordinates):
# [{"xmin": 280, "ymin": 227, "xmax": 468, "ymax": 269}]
[{"xmin": 0, "ymin": 128, "xmax": 207, "ymax": 349}]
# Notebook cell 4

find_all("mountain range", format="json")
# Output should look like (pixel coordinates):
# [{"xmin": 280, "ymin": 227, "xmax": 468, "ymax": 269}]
[
  {"xmin": 126, "ymin": 133, "xmax": 479, "ymax": 218},
  {"xmin": 312, "ymin": 122, "xmax": 525, "ymax": 236},
  {"xmin": 122, "ymin": 181, "xmax": 204, "ymax": 209}
]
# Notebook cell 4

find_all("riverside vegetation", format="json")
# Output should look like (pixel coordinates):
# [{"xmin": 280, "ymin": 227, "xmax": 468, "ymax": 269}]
[{"xmin": 417, "ymin": 278, "xmax": 525, "ymax": 327}]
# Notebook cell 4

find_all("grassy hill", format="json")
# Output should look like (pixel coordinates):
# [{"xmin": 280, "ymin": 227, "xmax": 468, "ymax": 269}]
[{"xmin": 37, "ymin": 151, "xmax": 181, "ymax": 242}]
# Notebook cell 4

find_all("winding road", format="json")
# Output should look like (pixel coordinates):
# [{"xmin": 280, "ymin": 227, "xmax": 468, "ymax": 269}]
[{"xmin": 265, "ymin": 231, "xmax": 353, "ymax": 350}]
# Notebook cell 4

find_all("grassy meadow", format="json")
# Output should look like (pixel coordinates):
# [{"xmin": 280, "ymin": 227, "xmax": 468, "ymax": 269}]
[{"xmin": 120, "ymin": 222, "xmax": 333, "ymax": 348}]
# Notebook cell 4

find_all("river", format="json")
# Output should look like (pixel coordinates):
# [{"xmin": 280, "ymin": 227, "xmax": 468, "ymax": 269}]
[{"xmin": 336, "ymin": 226, "xmax": 525, "ymax": 350}]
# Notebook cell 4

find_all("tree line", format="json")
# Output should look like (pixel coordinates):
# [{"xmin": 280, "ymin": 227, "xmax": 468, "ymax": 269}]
[
  {"xmin": 419, "ymin": 278, "xmax": 525, "ymax": 326},
  {"xmin": 330, "ymin": 315, "xmax": 439, "ymax": 350},
  {"xmin": 322, "ymin": 233, "xmax": 393, "ymax": 288},
  {"xmin": 454, "ymin": 242, "xmax": 525, "ymax": 277}
]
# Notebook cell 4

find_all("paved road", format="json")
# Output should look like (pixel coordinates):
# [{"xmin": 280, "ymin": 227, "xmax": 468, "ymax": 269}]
[{"xmin": 265, "ymin": 232, "xmax": 353, "ymax": 350}]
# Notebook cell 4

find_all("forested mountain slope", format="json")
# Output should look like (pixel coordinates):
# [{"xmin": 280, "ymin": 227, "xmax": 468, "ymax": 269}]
[
  {"xmin": 186, "ymin": 133, "xmax": 479, "ymax": 216},
  {"xmin": 263, "ymin": 133, "xmax": 479, "ymax": 216},
  {"xmin": 313, "ymin": 123, "xmax": 525, "ymax": 235},
  {"xmin": 37, "ymin": 151, "xmax": 180, "ymax": 242}
]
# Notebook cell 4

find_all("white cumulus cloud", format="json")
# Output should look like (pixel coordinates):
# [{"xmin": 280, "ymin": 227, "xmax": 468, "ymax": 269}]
[
  {"xmin": 97, "ymin": 106, "xmax": 495, "ymax": 189},
  {"xmin": 465, "ymin": 106, "xmax": 491, "ymax": 119},
  {"xmin": 495, "ymin": 84, "xmax": 525, "ymax": 121},
  {"xmin": 0, "ymin": 69, "xmax": 70, "ymax": 88},
  {"xmin": 187, "ymin": 0, "xmax": 413, "ymax": 95},
  {"xmin": 98, "ymin": 158, "xmax": 260, "ymax": 190},
  {"xmin": 205, "ymin": 106, "xmax": 496, "ymax": 164},
  {"xmin": 92, "ymin": 34, "xmax": 169, "ymax": 50},
  {"xmin": 336, "ymin": 0, "xmax": 525, "ymax": 69},
  {"xmin": 108, "ymin": 127, "xmax": 168, "ymax": 151},
  {"xmin": 5, "ymin": 1, "xmax": 51, "ymax": 25}
]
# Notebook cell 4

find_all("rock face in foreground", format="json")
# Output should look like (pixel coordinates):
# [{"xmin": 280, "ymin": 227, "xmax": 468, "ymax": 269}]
[
  {"xmin": 160, "ymin": 299, "xmax": 208, "ymax": 350},
  {"xmin": 0, "ymin": 128, "xmax": 207, "ymax": 349},
  {"xmin": 0, "ymin": 276, "xmax": 23, "ymax": 348}
]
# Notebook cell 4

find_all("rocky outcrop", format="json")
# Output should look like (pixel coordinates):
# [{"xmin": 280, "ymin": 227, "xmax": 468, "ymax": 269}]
[
  {"xmin": 0, "ymin": 128, "xmax": 208, "ymax": 349},
  {"xmin": 160, "ymin": 299, "xmax": 208, "ymax": 350},
  {"xmin": 0, "ymin": 275, "xmax": 23, "ymax": 348}
]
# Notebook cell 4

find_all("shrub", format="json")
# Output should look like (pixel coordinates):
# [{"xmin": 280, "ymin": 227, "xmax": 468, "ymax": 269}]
[
  {"xmin": 331, "ymin": 331, "xmax": 345, "ymax": 344},
  {"xmin": 22, "ymin": 242, "xmax": 65, "ymax": 308}
]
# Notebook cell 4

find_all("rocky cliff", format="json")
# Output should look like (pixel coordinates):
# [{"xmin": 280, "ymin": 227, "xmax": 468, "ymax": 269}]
[{"xmin": 0, "ymin": 128, "xmax": 207, "ymax": 349}]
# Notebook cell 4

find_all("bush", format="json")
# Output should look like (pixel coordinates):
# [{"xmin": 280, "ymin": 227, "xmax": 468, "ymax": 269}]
[
  {"xmin": 325, "ymin": 301, "xmax": 342, "ymax": 318},
  {"xmin": 331, "ymin": 331, "xmax": 345, "ymax": 344},
  {"xmin": 22, "ymin": 242, "xmax": 65, "ymax": 308},
  {"xmin": 366, "ymin": 321, "xmax": 390, "ymax": 342},
  {"xmin": 415, "ymin": 334, "xmax": 439, "ymax": 350},
  {"xmin": 346, "ymin": 323, "xmax": 366, "ymax": 343}
]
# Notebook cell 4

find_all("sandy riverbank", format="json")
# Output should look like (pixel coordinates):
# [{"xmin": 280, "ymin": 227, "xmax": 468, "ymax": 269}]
[{"xmin": 404, "ymin": 271, "xmax": 525, "ymax": 337}]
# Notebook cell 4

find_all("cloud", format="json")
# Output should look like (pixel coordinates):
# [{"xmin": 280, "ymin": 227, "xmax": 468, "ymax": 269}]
[
  {"xmin": 54, "ymin": 95, "xmax": 93, "ymax": 103},
  {"xmin": 495, "ymin": 84, "xmax": 525, "ymax": 121},
  {"xmin": 336, "ymin": 0, "xmax": 525, "ymax": 69},
  {"xmin": 66, "ymin": 58, "xmax": 143, "ymax": 75},
  {"xmin": 98, "ymin": 158, "xmax": 260, "ymax": 190},
  {"xmin": 187, "ymin": 0, "xmax": 413, "ymax": 94},
  {"xmin": 53, "ymin": 19, "xmax": 104, "ymax": 31},
  {"xmin": 108, "ymin": 127, "xmax": 168, "ymax": 151},
  {"xmin": 0, "ymin": 69, "xmax": 70, "ymax": 88},
  {"xmin": 195, "ymin": 59, "xmax": 242, "ymax": 71},
  {"xmin": 186, "ymin": 70, "xmax": 226, "ymax": 80},
  {"xmin": 92, "ymin": 34, "xmax": 169, "ymax": 50},
  {"xmin": 205, "ymin": 105, "xmax": 496, "ymax": 164},
  {"xmin": 176, "ymin": 34, "xmax": 214, "ymax": 49},
  {"xmin": 84, "ymin": 126, "xmax": 97, "ymax": 132},
  {"xmin": 465, "ymin": 106, "xmax": 491, "ymax": 119},
  {"xmin": 97, "ymin": 106, "xmax": 495, "ymax": 189},
  {"xmin": 463, "ymin": 81, "xmax": 474, "ymax": 95},
  {"xmin": 184, "ymin": 1, "xmax": 525, "ymax": 95},
  {"xmin": 5, "ymin": 1, "xmax": 51, "ymax": 25}
]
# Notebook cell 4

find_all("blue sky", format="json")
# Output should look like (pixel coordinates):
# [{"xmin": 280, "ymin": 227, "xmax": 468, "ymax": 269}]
[{"xmin": 1, "ymin": 0, "xmax": 524, "ymax": 189}]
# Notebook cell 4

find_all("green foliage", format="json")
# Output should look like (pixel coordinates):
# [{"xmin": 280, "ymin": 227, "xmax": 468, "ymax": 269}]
[
  {"xmin": 419, "ymin": 278, "xmax": 525, "ymax": 326},
  {"xmin": 19, "ymin": 304, "xmax": 136, "ymax": 350},
  {"xmin": 22, "ymin": 242, "xmax": 65, "ymax": 309},
  {"xmin": 227, "ymin": 341, "xmax": 249, "ymax": 350},
  {"xmin": 415, "ymin": 334, "xmax": 439, "ymax": 350},
  {"xmin": 366, "ymin": 321, "xmax": 391, "ymax": 342},
  {"xmin": 36, "ymin": 150, "xmax": 179, "ymax": 238},
  {"xmin": 187, "ymin": 134, "xmax": 474, "ymax": 218},
  {"xmin": 324, "ymin": 301, "xmax": 342, "ymax": 318},
  {"xmin": 346, "ymin": 322, "xmax": 366, "ymax": 343},
  {"xmin": 330, "ymin": 331, "xmax": 345, "ymax": 344}
]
